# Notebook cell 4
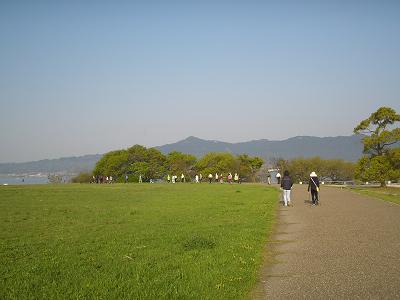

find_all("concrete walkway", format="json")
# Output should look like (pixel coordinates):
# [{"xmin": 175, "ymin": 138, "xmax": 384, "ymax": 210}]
[{"xmin": 258, "ymin": 185, "xmax": 400, "ymax": 299}]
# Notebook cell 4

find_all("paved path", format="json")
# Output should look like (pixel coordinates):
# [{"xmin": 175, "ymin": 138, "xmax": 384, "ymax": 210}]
[{"xmin": 257, "ymin": 185, "xmax": 400, "ymax": 299}]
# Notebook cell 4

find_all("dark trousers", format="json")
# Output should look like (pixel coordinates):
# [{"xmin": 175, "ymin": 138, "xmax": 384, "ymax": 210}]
[{"xmin": 311, "ymin": 189, "xmax": 319, "ymax": 204}]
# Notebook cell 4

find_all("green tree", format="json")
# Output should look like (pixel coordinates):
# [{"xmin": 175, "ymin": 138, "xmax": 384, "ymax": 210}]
[
  {"xmin": 237, "ymin": 154, "xmax": 264, "ymax": 182},
  {"xmin": 275, "ymin": 157, "xmax": 355, "ymax": 183},
  {"xmin": 323, "ymin": 159, "xmax": 355, "ymax": 181},
  {"xmin": 195, "ymin": 152, "xmax": 237, "ymax": 176},
  {"xmin": 355, "ymin": 156, "xmax": 394, "ymax": 184},
  {"xmin": 93, "ymin": 150, "xmax": 129, "ymax": 178},
  {"xmin": 166, "ymin": 152, "xmax": 197, "ymax": 180},
  {"xmin": 93, "ymin": 145, "xmax": 166, "ymax": 182},
  {"xmin": 354, "ymin": 107, "xmax": 400, "ymax": 186},
  {"xmin": 354, "ymin": 107, "xmax": 400, "ymax": 156}
]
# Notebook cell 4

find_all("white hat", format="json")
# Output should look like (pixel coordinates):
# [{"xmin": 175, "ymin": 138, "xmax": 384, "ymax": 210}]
[{"xmin": 310, "ymin": 172, "xmax": 317, "ymax": 177}]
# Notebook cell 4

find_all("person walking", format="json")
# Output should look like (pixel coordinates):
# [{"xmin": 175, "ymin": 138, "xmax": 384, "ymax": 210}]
[
  {"xmin": 208, "ymin": 173, "xmax": 213, "ymax": 183},
  {"xmin": 228, "ymin": 173, "xmax": 233, "ymax": 184},
  {"xmin": 181, "ymin": 173, "xmax": 185, "ymax": 183},
  {"xmin": 280, "ymin": 170, "xmax": 293, "ymax": 207},
  {"xmin": 234, "ymin": 173, "xmax": 239, "ymax": 183},
  {"xmin": 215, "ymin": 173, "xmax": 219, "ymax": 183},
  {"xmin": 308, "ymin": 171, "xmax": 320, "ymax": 205},
  {"xmin": 276, "ymin": 172, "xmax": 281, "ymax": 185},
  {"xmin": 195, "ymin": 174, "xmax": 199, "ymax": 183}
]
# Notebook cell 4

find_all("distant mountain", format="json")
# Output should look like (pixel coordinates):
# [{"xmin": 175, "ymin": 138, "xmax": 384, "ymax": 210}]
[
  {"xmin": 156, "ymin": 135, "xmax": 365, "ymax": 162},
  {"xmin": 0, "ymin": 154, "xmax": 102, "ymax": 175},
  {"xmin": 0, "ymin": 135, "xmax": 364, "ymax": 174}
]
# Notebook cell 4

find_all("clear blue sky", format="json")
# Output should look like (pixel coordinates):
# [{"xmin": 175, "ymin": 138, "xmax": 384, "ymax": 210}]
[{"xmin": 1, "ymin": 0, "xmax": 399, "ymax": 162}]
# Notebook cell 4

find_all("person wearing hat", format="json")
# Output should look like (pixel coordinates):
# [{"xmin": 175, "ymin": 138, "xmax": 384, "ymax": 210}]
[
  {"xmin": 280, "ymin": 170, "xmax": 293, "ymax": 206},
  {"xmin": 308, "ymin": 172, "xmax": 320, "ymax": 205}
]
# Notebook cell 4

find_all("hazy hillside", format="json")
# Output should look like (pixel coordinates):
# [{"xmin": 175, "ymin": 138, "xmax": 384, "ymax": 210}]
[
  {"xmin": 156, "ymin": 135, "xmax": 364, "ymax": 161},
  {"xmin": 0, "ymin": 135, "xmax": 364, "ymax": 174},
  {"xmin": 0, "ymin": 154, "xmax": 102, "ymax": 175}
]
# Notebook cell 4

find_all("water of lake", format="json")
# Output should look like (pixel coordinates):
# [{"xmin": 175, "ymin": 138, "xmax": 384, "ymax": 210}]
[{"xmin": 0, "ymin": 176, "xmax": 49, "ymax": 185}]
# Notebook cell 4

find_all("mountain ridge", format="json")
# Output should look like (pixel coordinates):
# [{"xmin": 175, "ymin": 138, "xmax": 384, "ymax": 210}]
[
  {"xmin": 156, "ymin": 135, "xmax": 364, "ymax": 161},
  {"xmin": 0, "ymin": 135, "xmax": 364, "ymax": 174}
]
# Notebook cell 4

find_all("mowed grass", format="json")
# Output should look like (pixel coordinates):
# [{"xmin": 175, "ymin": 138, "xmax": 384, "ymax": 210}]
[
  {"xmin": 349, "ymin": 186, "xmax": 400, "ymax": 205},
  {"xmin": 0, "ymin": 183, "xmax": 278, "ymax": 299}
]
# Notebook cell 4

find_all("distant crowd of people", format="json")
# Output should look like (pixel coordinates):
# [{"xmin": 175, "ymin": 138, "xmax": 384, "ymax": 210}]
[
  {"xmin": 93, "ymin": 175, "xmax": 114, "ymax": 184},
  {"xmin": 166, "ymin": 173, "xmax": 241, "ymax": 184},
  {"xmin": 92, "ymin": 172, "xmax": 243, "ymax": 184}
]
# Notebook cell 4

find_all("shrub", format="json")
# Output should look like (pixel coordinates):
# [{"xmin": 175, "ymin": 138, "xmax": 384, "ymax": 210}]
[{"xmin": 71, "ymin": 172, "xmax": 93, "ymax": 183}]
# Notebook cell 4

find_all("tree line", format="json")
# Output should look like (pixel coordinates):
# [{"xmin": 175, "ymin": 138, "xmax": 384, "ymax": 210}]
[
  {"xmin": 273, "ymin": 157, "xmax": 355, "ymax": 183},
  {"xmin": 81, "ymin": 146, "xmax": 264, "ymax": 183}
]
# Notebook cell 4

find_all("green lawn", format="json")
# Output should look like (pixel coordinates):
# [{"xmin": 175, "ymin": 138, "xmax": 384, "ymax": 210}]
[
  {"xmin": 0, "ymin": 183, "xmax": 278, "ymax": 299},
  {"xmin": 349, "ymin": 186, "xmax": 400, "ymax": 205}
]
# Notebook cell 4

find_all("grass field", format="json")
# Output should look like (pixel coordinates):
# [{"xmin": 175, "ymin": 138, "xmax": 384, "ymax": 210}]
[
  {"xmin": 0, "ymin": 183, "xmax": 278, "ymax": 299},
  {"xmin": 349, "ymin": 186, "xmax": 400, "ymax": 205}
]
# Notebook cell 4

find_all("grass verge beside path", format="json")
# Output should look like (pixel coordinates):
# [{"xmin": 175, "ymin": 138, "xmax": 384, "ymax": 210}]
[
  {"xmin": 0, "ymin": 183, "xmax": 278, "ymax": 299},
  {"xmin": 349, "ymin": 187, "xmax": 400, "ymax": 205}
]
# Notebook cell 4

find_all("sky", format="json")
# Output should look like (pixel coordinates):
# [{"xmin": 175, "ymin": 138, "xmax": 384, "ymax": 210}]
[{"xmin": 0, "ymin": 0, "xmax": 399, "ymax": 163}]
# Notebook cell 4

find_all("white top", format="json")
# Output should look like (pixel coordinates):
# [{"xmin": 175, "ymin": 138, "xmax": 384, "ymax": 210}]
[{"xmin": 276, "ymin": 173, "xmax": 281, "ymax": 178}]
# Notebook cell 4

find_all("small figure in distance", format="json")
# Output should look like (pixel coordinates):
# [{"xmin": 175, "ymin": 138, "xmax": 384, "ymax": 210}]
[
  {"xmin": 308, "ymin": 171, "xmax": 320, "ymax": 206},
  {"xmin": 219, "ymin": 173, "xmax": 223, "ymax": 183},
  {"xmin": 234, "ymin": 173, "xmax": 239, "ymax": 183},
  {"xmin": 267, "ymin": 173, "xmax": 271, "ymax": 185},
  {"xmin": 215, "ymin": 173, "xmax": 219, "ymax": 183},
  {"xmin": 195, "ymin": 174, "xmax": 199, "ymax": 183},
  {"xmin": 228, "ymin": 173, "xmax": 233, "ymax": 184},
  {"xmin": 125, "ymin": 174, "xmax": 128, "ymax": 183},
  {"xmin": 281, "ymin": 170, "xmax": 293, "ymax": 207},
  {"xmin": 199, "ymin": 173, "xmax": 203, "ymax": 183},
  {"xmin": 139, "ymin": 175, "xmax": 143, "ymax": 183},
  {"xmin": 167, "ymin": 174, "xmax": 171, "ymax": 183},
  {"xmin": 276, "ymin": 172, "xmax": 281, "ymax": 185},
  {"xmin": 208, "ymin": 173, "xmax": 213, "ymax": 183},
  {"xmin": 181, "ymin": 173, "xmax": 185, "ymax": 183}
]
